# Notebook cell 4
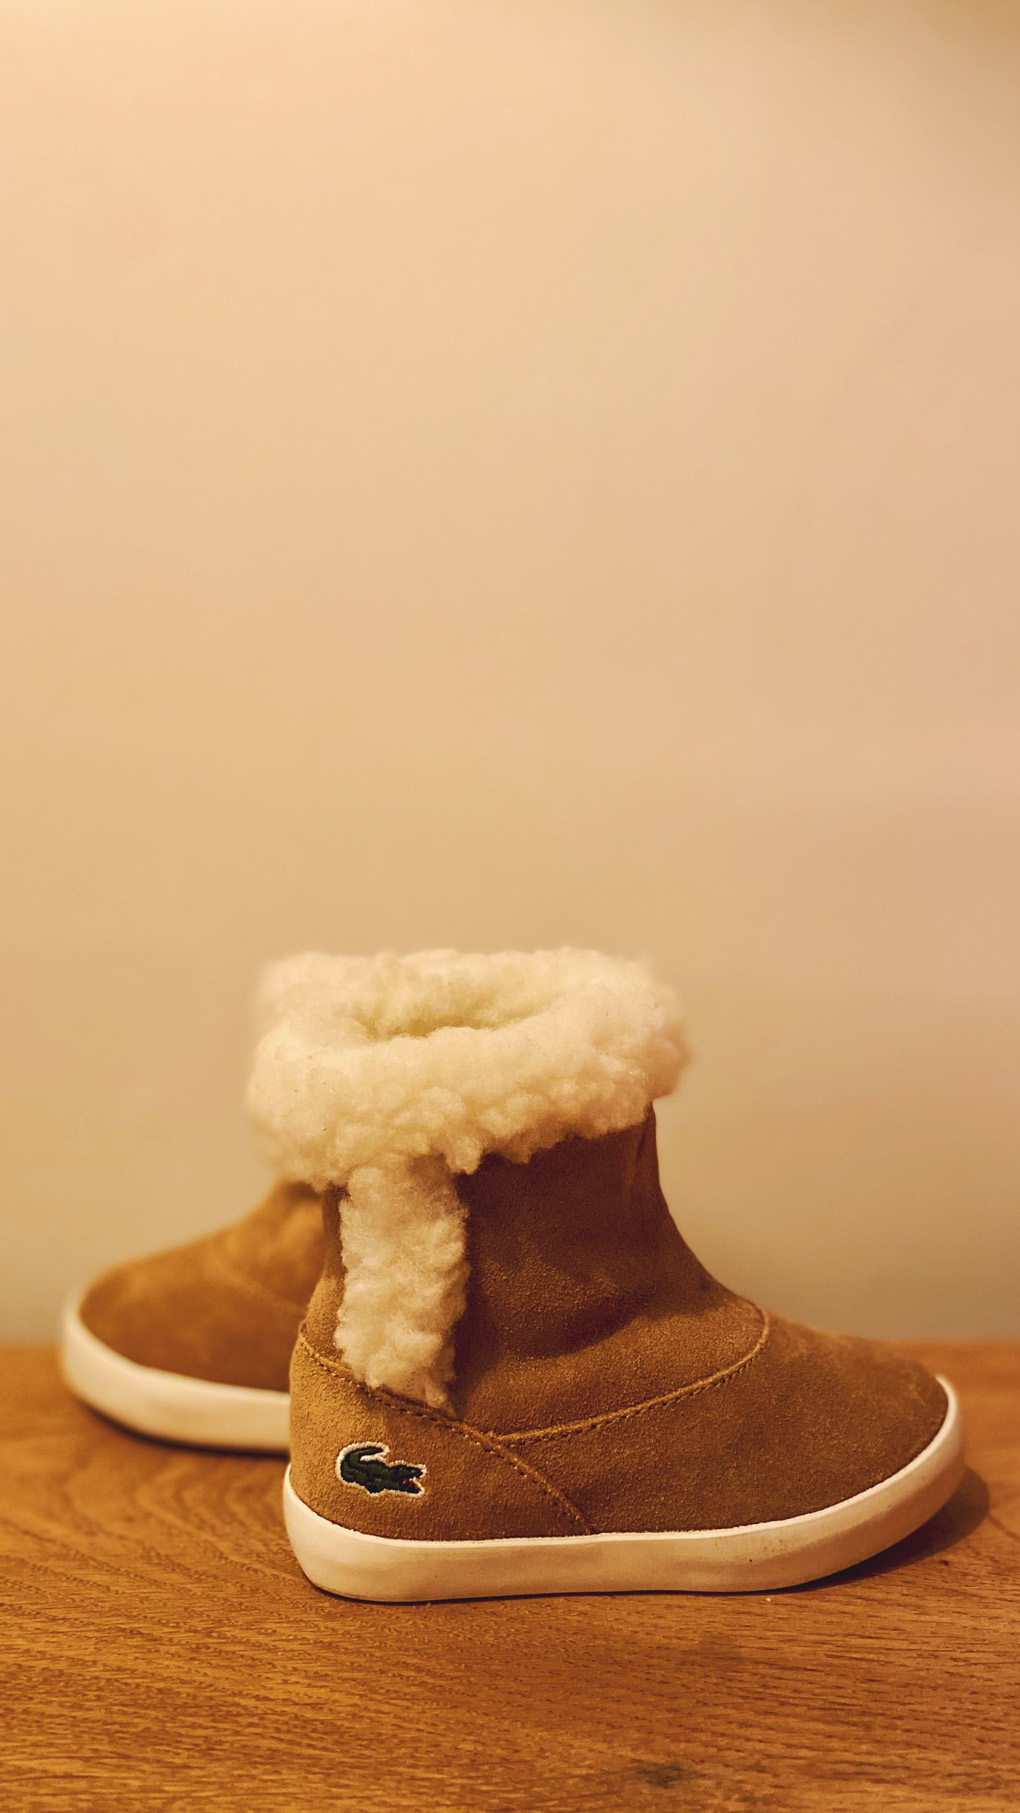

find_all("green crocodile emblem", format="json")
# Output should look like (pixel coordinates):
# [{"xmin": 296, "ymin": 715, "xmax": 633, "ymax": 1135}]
[{"xmin": 337, "ymin": 1442, "xmax": 426, "ymax": 1497}]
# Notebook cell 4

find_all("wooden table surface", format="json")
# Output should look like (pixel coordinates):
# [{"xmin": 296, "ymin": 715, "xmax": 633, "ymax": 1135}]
[{"xmin": 2, "ymin": 1342, "xmax": 1017, "ymax": 1813}]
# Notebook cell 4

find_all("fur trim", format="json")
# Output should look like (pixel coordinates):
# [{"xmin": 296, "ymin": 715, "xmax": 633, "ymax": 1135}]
[
  {"xmin": 249, "ymin": 948, "xmax": 687, "ymax": 1407},
  {"xmin": 336, "ymin": 1157, "xmax": 468, "ymax": 1408}
]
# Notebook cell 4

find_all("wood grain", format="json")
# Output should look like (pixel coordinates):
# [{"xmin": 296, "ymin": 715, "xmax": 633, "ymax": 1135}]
[{"xmin": 1, "ymin": 1342, "xmax": 1017, "ymax": 1813}]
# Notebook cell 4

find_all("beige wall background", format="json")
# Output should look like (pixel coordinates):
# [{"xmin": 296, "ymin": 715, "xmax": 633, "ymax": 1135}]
[{"xmin": 2, "ymin": 0, "xmax": 1018, "ymax": 1341}]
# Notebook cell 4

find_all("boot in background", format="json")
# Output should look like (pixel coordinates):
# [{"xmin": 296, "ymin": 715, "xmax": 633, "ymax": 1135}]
[
  {"xmin": 59, "ymin": 957, "xmax": 353, "ymax": 1450},
  {"xmin": 61, "ymin": 1182, "xmax": 322, "ymax": 1451}
]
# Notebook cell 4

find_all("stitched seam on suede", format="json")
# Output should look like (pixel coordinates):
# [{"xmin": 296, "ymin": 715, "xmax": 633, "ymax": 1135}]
[
  {"xmin": 494, "ymin": 1307, "xmax": 772, "ymax": 1444},
  {"xmin": 295, "ymin": 1330, "xmax": 593, "ymax": 1535},
  {"xmin": 205, "ymin": 1243, "xmax": 307, "ymax": 1316}
]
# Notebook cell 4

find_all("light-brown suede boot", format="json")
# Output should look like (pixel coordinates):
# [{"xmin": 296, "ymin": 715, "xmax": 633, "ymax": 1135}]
[
  {"xmin": 249, "ymin": 949, "xmax": 964, "ymax": 1599},
  {"xmin": 61, "ymin": 1182, "xmax": 323, "ymax": 1450},
  {"xmin": 59, "ymin": 955, "xmax": 354, "ymax": 1450}
]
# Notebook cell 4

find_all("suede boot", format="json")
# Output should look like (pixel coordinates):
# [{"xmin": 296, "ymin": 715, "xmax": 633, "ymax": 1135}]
[
  {"xmin": 58, "ymin": 955, "xmax": 348, "ymax": 1451},
  {"xmin": 249, "ymin": 949, "xmax": 964, "ymax": 1600},
  {"xmin": 61, "ymin": 1182, "xmax": 323, "ymax": 1450}
]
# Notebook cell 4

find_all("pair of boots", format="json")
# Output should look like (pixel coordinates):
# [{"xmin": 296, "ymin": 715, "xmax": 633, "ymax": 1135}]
[{"xmin": 62, "ymin": 949, "xmax": 963, "ymax": 1600}]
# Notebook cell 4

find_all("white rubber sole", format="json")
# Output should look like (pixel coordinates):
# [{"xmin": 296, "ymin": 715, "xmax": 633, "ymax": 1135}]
[
  {"xmin": 284, "ymin": 1378, "xmax": 964, "ymax": 1600},
  {"xmin": 59, "ymin": 1301, "xmax": 290, "ymax": 1452}
]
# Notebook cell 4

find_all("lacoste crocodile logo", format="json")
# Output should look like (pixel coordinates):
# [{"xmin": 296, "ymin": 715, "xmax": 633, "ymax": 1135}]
[{"xmin": 336, "ymin": 1442, "xmax": 426, "ymax": 1497}]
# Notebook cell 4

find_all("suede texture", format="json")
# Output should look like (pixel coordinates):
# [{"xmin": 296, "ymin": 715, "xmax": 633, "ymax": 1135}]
[
  {"xmin": 500, "ymin": 1313, "xmax": 947, "ymax": 1532},
  {"xmin": 79, "ymin": 1183, "xmax": 323, "ymax": 1391},
  {"xmin": 293, "ymin": 1113, "xmax": 950, "ymax": 1539},
  {"xmin": 454, "ymin": 1118, "xmax": 762, "ymax": 1432},
  {"xmin": 290, "ymin": 1332, "xmax": 590, "ymax": 1539}
]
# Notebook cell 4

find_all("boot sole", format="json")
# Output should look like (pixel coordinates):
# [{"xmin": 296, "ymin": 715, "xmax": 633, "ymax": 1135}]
[
  {"xmin": 283, "ymin": 1379, "xmax": 964, "ymax": 1598},
  {"xmin": 59, "ymin": 1301, "xmax": 290, "ymax": 1452}
]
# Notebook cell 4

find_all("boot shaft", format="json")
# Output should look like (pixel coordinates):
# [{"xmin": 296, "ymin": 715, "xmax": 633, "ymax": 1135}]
[
  {"xmin": 304, "ymin": 1112, "xmax": 761, "ymax": 1432},
  {"xmin": 250, "ymin": 946, "xmax": 689, "ymax": 1409}
]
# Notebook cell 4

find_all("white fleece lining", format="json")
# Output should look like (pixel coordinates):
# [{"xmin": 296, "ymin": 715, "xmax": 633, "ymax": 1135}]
[
  {"xmin": 249, "ymin": 949, "xmax": 686, "ymax": 1408},
  {"xmin": 338, "ymin": 1157, "xmax": 468, "ymax": 1408}
]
